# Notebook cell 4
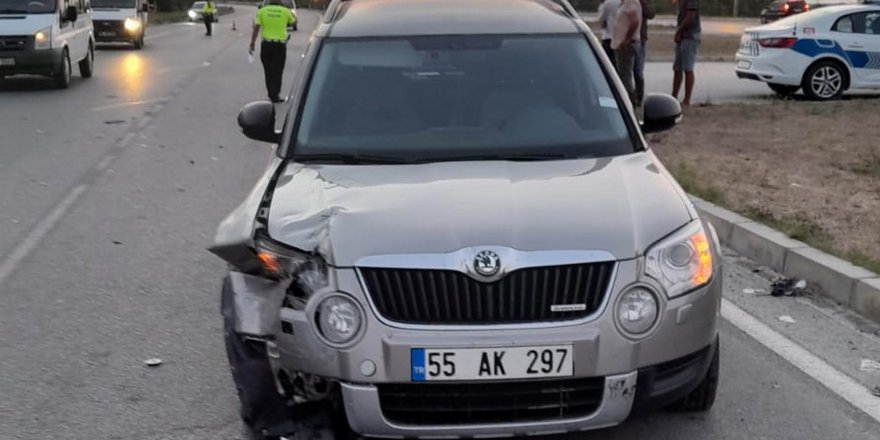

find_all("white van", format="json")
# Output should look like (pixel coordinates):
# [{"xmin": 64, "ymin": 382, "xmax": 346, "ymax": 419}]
[
  {"xmin": 0, "ymin": 0, "xmax": 95, "ymax": 88},
  {"xmin": 92, "ymin": 0, "xmax": 148, "ymax": 49}
]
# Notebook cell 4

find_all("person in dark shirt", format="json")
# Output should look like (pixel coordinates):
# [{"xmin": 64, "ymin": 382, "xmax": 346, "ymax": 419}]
[{"xmin": 634, "ymin": 0, "xmax": 656, "ymax": 108}]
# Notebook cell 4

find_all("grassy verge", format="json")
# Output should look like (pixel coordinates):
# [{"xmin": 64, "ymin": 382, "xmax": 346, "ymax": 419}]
[{"xmin": 652, "ymin": 99, "xmax": 880, "ymax": 275}]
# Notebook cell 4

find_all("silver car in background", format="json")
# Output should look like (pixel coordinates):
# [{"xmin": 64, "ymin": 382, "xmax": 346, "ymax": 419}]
[{"xmin": 212, "ymin": 0, "xmax": 723, "ymax": 438}]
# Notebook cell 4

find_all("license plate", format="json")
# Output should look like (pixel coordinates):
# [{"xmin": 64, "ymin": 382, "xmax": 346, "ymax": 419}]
[
  {"xmin": 0, "ymin": 57, "xmax": 14, "ymax": 66},
  {"xmin": 411, "ymin": 345, "xmax": 573, "ymax": 381},
  {"xmin": 737, "ymin": 60, "xmax": 752, "ymax": 69},
  {"xmin": 99, "ymin": 31, "xmax": 115, "ymax": 37}
]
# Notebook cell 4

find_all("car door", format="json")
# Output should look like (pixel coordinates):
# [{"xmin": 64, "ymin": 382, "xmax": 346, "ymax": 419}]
[
  {"xmin": 860, "ymin": 11, "xmax": 880, "ymax": 85},
  {"xmin": 830, "ymin": 12, "xmax": 874, "ymax": 87}
]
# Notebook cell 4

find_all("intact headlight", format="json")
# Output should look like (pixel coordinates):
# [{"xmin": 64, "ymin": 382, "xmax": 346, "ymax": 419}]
[
  {"xmin": 124, "ymin": 17, "xmax": 142, "ymax": 32},
  {"xmin": 34, "ymin": 27, "xmax": 51, "ymax": 50},
  {"xmin": 316, "ymin": 295, "xmax": 362, "ymax": 345},
  {"xmin": 252, "ymin": 234, "xmax": 328, "ymax": 291},
  {"xmin": 188, "ymin": 10, "xmax": 197, "ymax": 19},
  {"xmin": 645, "ymin": 220, "xmax": 714, "ymax": 298},
  {"xmin": 616, "ymin": 287, "xmax": 659, "ymax": 335}
]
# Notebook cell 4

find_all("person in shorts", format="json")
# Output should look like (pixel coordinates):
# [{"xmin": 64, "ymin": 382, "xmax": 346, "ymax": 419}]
[{"xmin": 672, "ymin": 0, "xmax": 700, "ymax": 107}]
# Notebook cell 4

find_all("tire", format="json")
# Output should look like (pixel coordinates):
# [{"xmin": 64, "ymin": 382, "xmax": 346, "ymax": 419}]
[
  {"xmin": 133, "ymin": 32, "xmax": 144, "ymax": 49},
  {"xmin": 669, "ymin": 339, "xmax": 720, "ymax": 412},
  {"xmin": 768, "ymin": 83, "xmax": 798, "ymax": 97},
  {"xmin": 293, "ymin": 23, "xmax": 297, "ymax": 31},
  {"xmin": 78, "ymin": 42, "xmax": 94, "ymax": 78},
  {"xmin": 53, "ymin": 49, "xmax": 71, "ymax": 89},
  {"xmin": 802, "ymin": 60, "xmax": 846, "ymax": 101}
]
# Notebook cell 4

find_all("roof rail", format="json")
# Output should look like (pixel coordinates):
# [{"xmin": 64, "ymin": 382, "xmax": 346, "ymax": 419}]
[{"xmin": 323, "ymin": 0, "xmax": 581, "ymax": 24}]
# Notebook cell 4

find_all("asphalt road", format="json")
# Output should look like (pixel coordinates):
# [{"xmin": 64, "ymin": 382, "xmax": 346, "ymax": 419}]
[{"xmin": 1, "ymin": 8, "xmax": 880, "ymax": 440}]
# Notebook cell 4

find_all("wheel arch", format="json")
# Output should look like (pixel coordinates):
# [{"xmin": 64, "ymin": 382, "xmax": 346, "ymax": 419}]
[{"xmin": 804, "ymin": 56, "xmax": 852, "ymax": 90}]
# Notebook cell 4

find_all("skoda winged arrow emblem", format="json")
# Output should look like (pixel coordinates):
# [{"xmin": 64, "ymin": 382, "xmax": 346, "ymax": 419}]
[{"xmin": 474, "ymin": 250, "xmax": 501, "ymax": 277}]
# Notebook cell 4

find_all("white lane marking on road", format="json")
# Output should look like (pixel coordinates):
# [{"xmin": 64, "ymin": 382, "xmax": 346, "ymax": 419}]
[
  {"xmin": 91, "ymin": 97, "xmax": 171, "ymax": 112},
  {"xmin": 722, "ymin": 299, "xmax": 880, "ymax": 423},
  {"xmin": 118, "ymin": 132, "xmax": 136, "ymax": 149},
  {"xmin": 96, "ymin": 155, "xmax": 115, "ymax": 171},
  {"xmin": 136, "ymin": 116, "xmax": 152, "ymax": 130},
  {"xmin": 144, "ymin": 28, "xmax": 192, "ymax": 41},
  {"xmin": 0, "ymin": 185, "xmax": 88, "ymax": 285}
]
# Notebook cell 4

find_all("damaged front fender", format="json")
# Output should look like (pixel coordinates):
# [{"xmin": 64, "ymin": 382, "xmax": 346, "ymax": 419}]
[{"xmin": 226, "ymin": 271, "xmax": 289, "ymax": 336}]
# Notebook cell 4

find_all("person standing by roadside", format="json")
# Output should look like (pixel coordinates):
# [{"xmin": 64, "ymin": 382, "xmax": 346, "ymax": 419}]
[
  {"xmin": 672, "ymin": 0, "xmax": 701, "ymax": 106},
  {"xmin": 634, "ymin": 0, "xmax": 655, "ymax": 107},
  {"xmin": 611, "ymin": 0, "xmax": 642, "ymax": 107},
  {"xmin": 249, "ymin": 0, "xmax": 296, "ymax": 103},
  {"xmin": 202, "ymin": 0, "xmax": 217, "ymax": 36},
  {"xmin": 597, "ymin": 0, "xmax": 621, "ymax": 68}
]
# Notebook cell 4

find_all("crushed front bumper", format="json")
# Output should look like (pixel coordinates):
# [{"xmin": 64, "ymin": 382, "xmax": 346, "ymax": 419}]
[{"xmin": 223, "ymin": 247, "xmax": 722, "ymax": 437}]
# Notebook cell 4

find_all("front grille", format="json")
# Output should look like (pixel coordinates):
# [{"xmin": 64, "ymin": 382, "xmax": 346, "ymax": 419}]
[
  {"xmin": 0, "ymin": 35, "xmax": 28, "ymax": 52},
  {"xmin": 379, "ymin": 378, "xmax": 605, "ymax": 425},
  {"xmin": 94, "ymin": 20, "xmax": 125, "ymax": 35},
  {"xmin": 359, "ymin": 262, "xmax": 614, "ymax": 325}
]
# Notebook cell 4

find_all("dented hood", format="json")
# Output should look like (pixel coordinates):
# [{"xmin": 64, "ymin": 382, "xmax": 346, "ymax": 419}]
[{"xmin": 267, "ymin": 151, "xmax": 693, "ymax": 266}]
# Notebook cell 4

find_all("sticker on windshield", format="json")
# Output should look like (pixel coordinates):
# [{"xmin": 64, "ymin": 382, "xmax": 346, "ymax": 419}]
[{"xmin": 599, "ymin": 96, "xmax": 618, "ymax": 109}]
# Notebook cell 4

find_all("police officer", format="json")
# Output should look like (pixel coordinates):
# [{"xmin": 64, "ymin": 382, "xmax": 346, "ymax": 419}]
[
  {"xmin": 249, "ymin": 0, "xmax": 296, "ymax": 103},
  {"xmin": 202, "ymin": 0, "xmax": 217, "ymax": 36}
]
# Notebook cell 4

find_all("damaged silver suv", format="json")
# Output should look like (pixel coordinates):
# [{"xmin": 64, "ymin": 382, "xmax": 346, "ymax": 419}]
[{"xmin": 211, "ymin": 0, "xmax": 722, "ymax": 438}]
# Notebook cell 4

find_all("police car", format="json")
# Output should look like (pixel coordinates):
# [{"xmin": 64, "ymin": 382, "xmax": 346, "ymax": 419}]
[{"xmin": 735, "ymin": 2, "xmax": 880, "ymax": 100}]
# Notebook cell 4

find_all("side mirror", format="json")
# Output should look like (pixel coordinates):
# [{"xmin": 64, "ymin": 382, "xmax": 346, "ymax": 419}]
[
  {"xmin": 238, "ymin": 101, "xmax": 281, "ymax": 144},
  {"xmin": 641, "ymin": 94, "xmax": 682, "ymax": 134},
  {"xmin": 65, "ymin": 5, "xmax": 78, "ymax": 22}
]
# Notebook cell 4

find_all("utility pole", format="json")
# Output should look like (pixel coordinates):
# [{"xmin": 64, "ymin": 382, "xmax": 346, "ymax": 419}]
[{"xmin": 733, "ymin": 0, "xmax": 738, "ymax": 17}]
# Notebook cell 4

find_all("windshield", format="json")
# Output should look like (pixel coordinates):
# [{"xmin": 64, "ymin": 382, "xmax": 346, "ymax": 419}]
[
  {"xmin": 191, "ymin": 1, "xmax": 204, "ymax": 9},
  {"xmin": 92, "ymin": 0, "xmax": 136, "ymax": 8},
  {"xmin": 0, "ymin": 0, "xmax": 56, "ymax": 14},
  {"xmin": 293, "ymin": 35, "xmax": 635, "ymax": 163}
]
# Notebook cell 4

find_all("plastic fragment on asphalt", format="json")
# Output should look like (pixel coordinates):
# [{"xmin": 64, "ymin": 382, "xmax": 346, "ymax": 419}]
[
  {"xmin": 144, "ymin": 358, "xmax": 162, "ymax": 367},
  {"xmin": 777, "ymin": 315, "xmax": 796, "ymax": 324},
  {"xmin": 861, "ymin": 359, "xmax": 880, "ymax": 373},
  {"xmin": 771, "ymin": 278, "xmax": 806, "ymax": 297},
  {"xmin": 872, "ymin": 385, "xmax": 880, "ymax": 397},
  {"xmin": 744, "ymin": 288, "xmax": 767, "ymax": 295}
]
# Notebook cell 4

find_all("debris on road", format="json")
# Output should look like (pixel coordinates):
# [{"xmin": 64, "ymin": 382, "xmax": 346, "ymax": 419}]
[
  {"xmin": 871, "ymin": 385, "xmax": 880, "ymax": 397},
  {"xmin": 771, "ymin": 278, "xmax": 807, "ymax": 297},
  {"xmin": 112, "ymin": 240, "xmax": 123, "ymax": 245},
  {"xmin": 777, "ymin": 315, "xmax": 797, "ymax": 324},
  {"xmin": 860, "ymin": 359, "xmax": 880, "ymax": 373},
  {"xmin": 743, "ymin": 288, "xmax": 767, "ymax": 295},
  {"xmin": 144, "ymin": 358, "xmax": 163, "ymax": 367},
  {"xmin": 104, "ymin": 119, "xmax": 126, "ymax": 125}
]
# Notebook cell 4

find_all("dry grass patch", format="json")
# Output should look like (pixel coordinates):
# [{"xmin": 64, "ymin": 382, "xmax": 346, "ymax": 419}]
[{"xmin": 650, "ymin": 99, "xmax": 880, "ymax": 273}]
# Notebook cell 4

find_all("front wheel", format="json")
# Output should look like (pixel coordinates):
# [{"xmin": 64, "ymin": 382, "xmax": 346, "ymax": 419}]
[
  {"xmin": 133, "ymin": 32, "xmax": 144, "ymax": 49},
  {"xmin": 78, "ymin": 43, "xmax": 94, "ymax": 78},
  {"xmin": 669, "ymin": 339, "xmax": 719, "ymax": 412},
  {"xmin": 802, "ymin": 61, "xmax": 846, "ymax": 101},
  {"xmin": 53, "ymin": 49, "xmax": 71, "ymax": 89},
  {"xmin": 768, "ymin": 83, "xmax": 798, "ymax": 97}
]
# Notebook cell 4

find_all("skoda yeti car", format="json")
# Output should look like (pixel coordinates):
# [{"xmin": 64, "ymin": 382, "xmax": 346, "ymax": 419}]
[{"xmin": 211, "ymin": 0, "xmax": 723, "ymax": 438}]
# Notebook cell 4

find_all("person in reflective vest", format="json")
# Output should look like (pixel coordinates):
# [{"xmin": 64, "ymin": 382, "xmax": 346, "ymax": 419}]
[
  {"xmin": 249, "ymin": 0, "xmax": 296, "ymax": 103},
  {"xmin": 203, "ymin": 0, "xmax": 217, "ymax": 36}
]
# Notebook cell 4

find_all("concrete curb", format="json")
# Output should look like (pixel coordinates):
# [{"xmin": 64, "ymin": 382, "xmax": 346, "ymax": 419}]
[{"xmin": 690, "ymin": 196, "xmax": 880, "ymax": 323}]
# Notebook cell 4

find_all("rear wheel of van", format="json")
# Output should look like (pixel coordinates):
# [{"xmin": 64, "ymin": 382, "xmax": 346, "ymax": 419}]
[
  {"xmin": 79, "ymin": 43, "xmax": 94, "ymax": 78},
  {"xmin": 53, "ymin": 49, "xmax": 71, "ymax": 89},
  {"xmin": 133, "ymin": 33, "xmax": 144, "ymax": 50}
]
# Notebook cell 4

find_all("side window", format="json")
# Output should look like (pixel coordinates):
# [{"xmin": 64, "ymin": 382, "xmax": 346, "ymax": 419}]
[
  {"xmin": 866, "ymin": 12, "xmax": 880, "ymax": 35},
  {"xmin": 833, "ymin": 15, "xmax": 854, "ymax": 33}
]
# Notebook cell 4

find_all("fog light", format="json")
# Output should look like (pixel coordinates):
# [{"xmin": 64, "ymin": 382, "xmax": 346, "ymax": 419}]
[
  {"xmin": 617, "ymin": 288, "xmax": 659, "ymax": 335},
  {"xmin": 360, "ymin": 360, "xmax": 376, "ymax": 377},
  {"xmin": 316, "ymin": 295, "xmax": 361, "ymax": 345}
]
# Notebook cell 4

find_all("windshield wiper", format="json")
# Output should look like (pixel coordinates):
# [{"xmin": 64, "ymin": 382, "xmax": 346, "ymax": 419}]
[
  {"xmin": 423, "ymin": 153, "xmax": 583, "ymax": 162},
  {"xmin": 294, "ymin": 153, "xmax": 421, "ymax": 165}
]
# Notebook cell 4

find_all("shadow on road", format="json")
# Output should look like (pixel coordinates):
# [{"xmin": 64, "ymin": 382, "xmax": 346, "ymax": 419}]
[{"xmin": 0, "ymin": 75, "xmax": 77, "ymax": 92}]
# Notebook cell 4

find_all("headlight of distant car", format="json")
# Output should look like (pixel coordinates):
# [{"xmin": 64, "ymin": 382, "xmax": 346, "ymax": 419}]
[
  {"xmin": 188, "ymin": 10, "xmax": 197, "ymax": 19},
  {"xmin": 252, "ymin": 234, "xmax": 328, "ymax": 289},
  {"xmin": 34, "ymin": 27, "xmax": 51, "ymax": 50},
  {"xmin": 124, "ymin": 17, "xmax": 142, "ymax": 32},
  {"xmin": 645, "ymin": 220, "xmax": 713, "ymax": 298}
]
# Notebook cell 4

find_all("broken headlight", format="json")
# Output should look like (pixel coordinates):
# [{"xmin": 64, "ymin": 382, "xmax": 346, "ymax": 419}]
[
  {"xmin": 645, "ymin": 220, "xmax": 713, "ymax": 298},
  {"xmin": 252, "ymin": 235, "xmax": 328, "ymax": 291}
]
